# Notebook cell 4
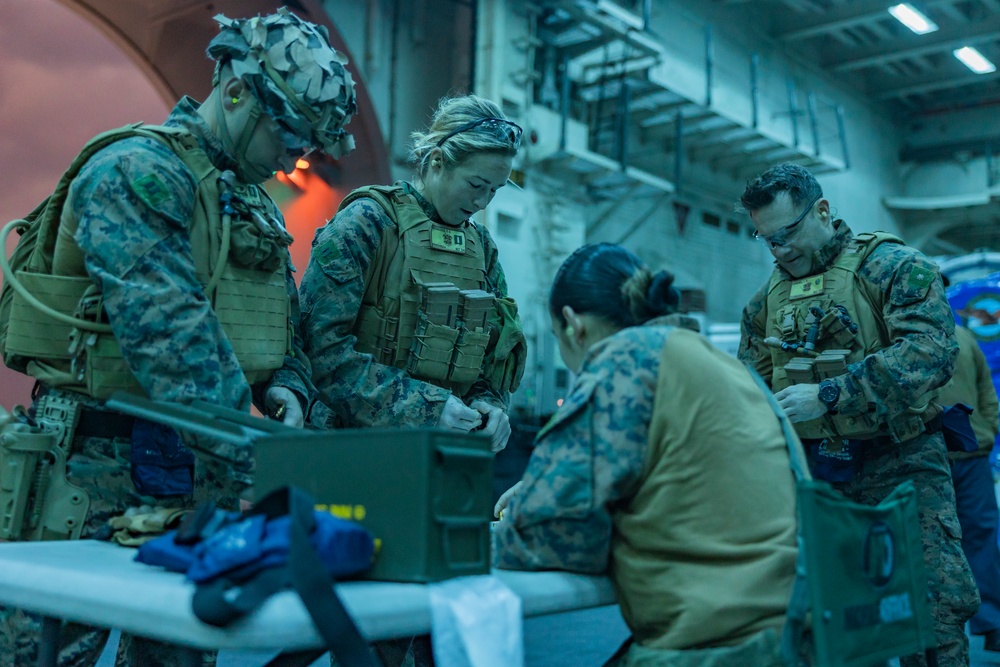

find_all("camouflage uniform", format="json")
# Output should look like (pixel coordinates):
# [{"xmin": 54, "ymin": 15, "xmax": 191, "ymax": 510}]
[
  {"xmin": 0, "ymin": 100, "xmax": 312, "ymax": 667},
  {"xmin": 299, "ymin": 181, "xmax": 511, "ymax": 428},
  {"xmin": 301, "ymin": 182, "xmax": 514, "ymax": 667},
  {"xmin": 0, "ymin": 9, "xmax": 358, "ymax": 663},
  {"xmin": 68, "ymin": 98, "xmax": 310, "ymax": 412},
  {"xmin": 739, "ymin": 220, "xmax": 978, "ymax": 667},
  {"xmin": 493, "ymin": 324, "xmax": 799, "ymax": 665}
]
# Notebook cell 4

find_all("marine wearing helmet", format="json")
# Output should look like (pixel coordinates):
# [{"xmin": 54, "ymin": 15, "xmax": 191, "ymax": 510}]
[
  {"xmin": 210, "ymin": 8, "xmax": 356, "ymax": 152},
  {"xmin": 0, "ymin": 8, "xmax": 363, "ymax": 666}
]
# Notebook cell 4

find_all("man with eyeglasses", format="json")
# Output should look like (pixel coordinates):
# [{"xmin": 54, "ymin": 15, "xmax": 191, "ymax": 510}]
[
  {"xmin": 737, "ymin": 163, "xmax": 977, "ymax": 667},
  {"xmin": 0, "ymin": 10, "xmax": 356, "ymax": 666}
]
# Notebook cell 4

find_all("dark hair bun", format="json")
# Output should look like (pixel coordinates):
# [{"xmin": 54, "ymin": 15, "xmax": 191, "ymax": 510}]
[{"xmin": 647, "ymin": 270, "xmax": 680, "ymax": 315}]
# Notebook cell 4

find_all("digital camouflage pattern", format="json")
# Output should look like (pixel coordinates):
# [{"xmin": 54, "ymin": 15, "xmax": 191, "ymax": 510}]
[
  {"xmin": 491, "ymin": 326, "xmax": 661, "ymax": 574},
  {"xmin": 492, "ymin": 323, "xmax": 797, "ymax": 658},
  {"xmin": 740, "ymin": 220, "xmax": 958, "ymax": 424},
  {"xmin": 0, "ymin": 422, "xmax": 232, "ymax": 667},
  {"xmin": 0, "ymin": 100, "xmax": 311, "ymax": 666},
  {"xmin": 299, "ymin": 182, "xmax": 510, "ymax": 429},
  {"xmin": 67, "ymin": 98, "xmax": 312, "ymax": 440},
  {"xmin": 739, "ymin": 220, "xmax": 977, "ymax": 667},
  {"xmin": 837, "ymin": 433, "xmax": 979, "ymax": 667},
  {"xmin": 208, "ymin": 8, "xmax": 357, "ymax": 157}
]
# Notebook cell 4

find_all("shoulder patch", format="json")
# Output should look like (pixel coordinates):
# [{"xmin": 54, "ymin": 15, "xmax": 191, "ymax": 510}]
[
  {"xmin": 314, "ymin": 241, "xmax": 342, "ymax": 265},
  {"xmin": 906, "ymin": 265, "xmax": 935, "ymax": 290},
  {"xmin": 131, "ymin": 173, "xmax": 172, "ymax": 209}
]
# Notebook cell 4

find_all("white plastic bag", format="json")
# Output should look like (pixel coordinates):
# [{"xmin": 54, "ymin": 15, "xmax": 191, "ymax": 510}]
[{"xmin": 429, "ymin": 575, "xmax": 524, "ymax": 667}]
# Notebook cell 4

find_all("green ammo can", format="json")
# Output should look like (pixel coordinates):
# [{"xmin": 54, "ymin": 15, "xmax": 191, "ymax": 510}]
[{"xmin": 253, "ymin": 428, "xmax": 494, "ymax": 583}]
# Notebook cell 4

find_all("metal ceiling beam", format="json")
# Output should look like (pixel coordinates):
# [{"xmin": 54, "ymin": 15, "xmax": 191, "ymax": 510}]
[
  {"xmin": 777, "ymin": 0, "xmax": 952, "ymax": 42},
  {"xmin": 784, "ymin": 0, "xmax": 827, "ymax": 12},
  {"xmin": 684, "ymin": 124, "xmax": 754, "ymax": 144},
  {"xmin": 828, "ymin": 14, "xmax": 1000, "ymax": 72},
  {"xmin": 679, "ymin": 116, "xmax": 738, "ymax": 136},
  {"xmin": 863, "ymin": 21, "xmax": 894, "ymax": 42},
  {"xmin": 908, "ymin": 82, "xmax": 1000, "ymax": 111},
  {"xmin": 900, "ymin": 132, "xmax": 1000, "ymax": 161},
  {"xmin": 711, "ymin": 141, "xmax": 793, "ymax": 171},
  {"xmin": 934, "ymin": 2, "xmax": 967, "ymax": 22},
  {"xmin": 543, "ymin": 0, "xmax": 663, "ymax": 57},
  {"xmin": 639, "ymin": 110, "xmax": 732, "ymax": 142},
  {"xmin": 638, "ymin": 106, "xmax": 713, "ymax": 128},
  {"xmin": 701, "ymin": 137, "xmax": 780, "ymax": 165},
  {"xmin": 875, "ymin": 68, "xmax": 1000, "ymax": 99}
]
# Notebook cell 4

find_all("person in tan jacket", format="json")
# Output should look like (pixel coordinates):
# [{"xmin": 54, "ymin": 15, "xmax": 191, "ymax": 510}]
[
  {"xmin": 492, "ymin": 243, "xmax": 801, "ymax": 666},
  {"xmin": 938, "ymin": 321, "xmax": 1000, "ymax": 652}
]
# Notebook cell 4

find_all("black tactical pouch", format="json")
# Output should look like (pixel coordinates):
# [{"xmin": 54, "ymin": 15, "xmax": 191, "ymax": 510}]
[{"xmin": 130, "ymin": 419, "xmax": 195, "ymax": 497}]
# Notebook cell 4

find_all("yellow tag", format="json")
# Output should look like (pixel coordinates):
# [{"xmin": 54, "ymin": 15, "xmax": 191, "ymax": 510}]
[
  {"xmin": 789, "ymin": 275, "xmax": 824, "ymax": 300},
  {"xmin": 430, "ymin": 225, "xmax": 467, "ymax": 254}
]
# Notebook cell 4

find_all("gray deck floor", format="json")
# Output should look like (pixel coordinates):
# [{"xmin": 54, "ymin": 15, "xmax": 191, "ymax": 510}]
[{"xmin": 95, "ymin": 605, "xmax": 1000, "ymax": 666}]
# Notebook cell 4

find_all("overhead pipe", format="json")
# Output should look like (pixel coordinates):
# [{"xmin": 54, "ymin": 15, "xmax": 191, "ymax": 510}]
[
  {"xmin": 807, "ymin": 91, "xmax": 820, "ymax": 157},
  {"xmin": 618, "ymin": 77, "xmax": 631, "ymax": 167},
  {"xmin": 559, "ymin": 56, "xmax": 570, "ymax": 153},
  {"xmin": 835, "ymin": 104, "xmax": 850, "ymax": 168},
  {"xmin": 986, "ymin": 145, "xmax": 995, "ymax": 188},
  {"xmin": 705, "ymin": 25, "xmax": 714, "ymax": 108},
  {"xmin": 675, "ymin": 110, "xmax": 684, "ymax": 193},
  {"xmin": 786, "ymin": 78, "xmax": 800, "ymax": 148}
]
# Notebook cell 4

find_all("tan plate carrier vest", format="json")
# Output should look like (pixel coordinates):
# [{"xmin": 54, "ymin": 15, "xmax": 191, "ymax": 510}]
[
  {"xmin": 766, "ymin": 232, "xmax": 936, "ymax": 443},
  {"xmin": 3, "ymin": 124, "xmax": 290, "ymax": 400},
  {"xmin": 341, "ymin": 185, "xmax": 497, "ymax": 397}
]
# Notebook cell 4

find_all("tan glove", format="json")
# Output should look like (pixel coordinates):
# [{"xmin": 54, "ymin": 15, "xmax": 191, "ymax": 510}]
[{"xmin": 108, "ymin": 505, "xmax": 191, "ymax": 547}]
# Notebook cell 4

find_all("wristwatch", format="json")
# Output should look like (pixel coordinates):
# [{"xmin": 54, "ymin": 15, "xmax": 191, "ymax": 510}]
[{"xmin": 818, "ymin": 380, "xmax": 841, "ymax": 413}]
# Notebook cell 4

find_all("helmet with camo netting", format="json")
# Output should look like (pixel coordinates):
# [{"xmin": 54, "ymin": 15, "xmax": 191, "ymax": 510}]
[{"xmin": 207, "ymin": 7, "xmax": 357, "ymax": 157}]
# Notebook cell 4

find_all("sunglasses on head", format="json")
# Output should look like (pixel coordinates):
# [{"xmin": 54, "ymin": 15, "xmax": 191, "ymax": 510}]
[{"xmin": 435, "ymin": 117, "xmax": 523, "ymax": 149}]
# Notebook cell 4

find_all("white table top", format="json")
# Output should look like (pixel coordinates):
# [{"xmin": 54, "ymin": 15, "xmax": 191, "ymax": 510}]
[{"xmin": 0, "ymin": 540, "xmax": 616, "ymax": 651}]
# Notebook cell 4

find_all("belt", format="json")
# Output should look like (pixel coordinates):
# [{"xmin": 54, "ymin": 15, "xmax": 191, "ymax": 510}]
[
  {"xmin": 33, "ymin": 385, "xmax": 136, "ymax": 441},
  {"xmin": 923, "ymin": 413, "xmax": 943, "ymax": 434},
  {"xmin": 75, "ymin": 407, "xmax": 135, "ymax": 440}
]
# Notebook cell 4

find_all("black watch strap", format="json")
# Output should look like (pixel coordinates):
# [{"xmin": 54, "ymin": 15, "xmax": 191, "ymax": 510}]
[{"xmin": 819, "ymin": 380, "xmax": 840, "ymax": 412}]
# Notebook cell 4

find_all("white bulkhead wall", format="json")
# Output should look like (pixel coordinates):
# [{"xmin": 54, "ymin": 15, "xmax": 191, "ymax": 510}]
[{"xmin": 322, "ymin": 0, "xmax": 907, "ymax": 416}]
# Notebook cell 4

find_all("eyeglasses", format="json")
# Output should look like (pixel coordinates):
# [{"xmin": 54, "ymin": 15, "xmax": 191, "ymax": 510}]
[
  {"xmin": 752, "ymin": 194, "xmax": 821, "ymax": 249},
  {"xmin": 435, "ymin": 117, "xmax": 524, "ymax": 149}
]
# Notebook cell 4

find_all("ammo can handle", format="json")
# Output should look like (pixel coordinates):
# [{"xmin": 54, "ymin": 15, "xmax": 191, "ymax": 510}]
[
  {"xmin": 435, "ymin": 445, "xmax": 492, "ymax": 460},
  {"xmin": 436, "ymin": 515, "xmax": 488, "ymax": 571},
  {"xmin": 105, "ymin": 392, "xmax": 254, "ymax": 445}
]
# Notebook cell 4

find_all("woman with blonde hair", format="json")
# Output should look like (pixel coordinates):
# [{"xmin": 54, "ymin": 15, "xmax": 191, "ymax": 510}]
[{"xmin": 300, "ymin": 94, "xmax": 526, "ymax": 454}]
